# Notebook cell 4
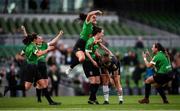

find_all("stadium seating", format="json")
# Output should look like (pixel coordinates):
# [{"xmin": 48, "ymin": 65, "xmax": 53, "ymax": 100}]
[
  {"xmin": 124, "ymin": 12, "xmax": 180, "ymax": 35},
  {"xmin": 0, "ymin": 17, "xmax": 145, "ymax": 36},
  {"xmin": 0, "ymin": 17, "xmax": 9, "ymax": 33},
  {"xmin": 49, "ymin": 19, "xmax": 59, "ymax": 34},
  {"xmin": 0, "ymin": 45, "xmax": 23, "ymax": 58},
  {"xmin": 41, "ymin": 19, "xmax": 52, "ymax": 34},
  {"xmin": 7, "ymin": 18, "xmax": 16, "ymax": 33},
  {"xmin": 24, "ymin": 18, "xmax": 34, "ymax": 33},
  {"xmin": 56, "ymin": 19, "xmax": 69, "ymax": 36},
  {"xmin": 32, "ymin": 18, "xmax": 44, "ymax": 34},
  {"xmin": 15, "ymin": 18, "xmax": 23, "ymax": 29}
]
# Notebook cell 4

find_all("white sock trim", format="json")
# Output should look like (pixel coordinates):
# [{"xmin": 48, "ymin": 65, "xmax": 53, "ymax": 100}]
[{"xmin": 103, "ymin": 85, "xmax": 109, "ymax": 101}]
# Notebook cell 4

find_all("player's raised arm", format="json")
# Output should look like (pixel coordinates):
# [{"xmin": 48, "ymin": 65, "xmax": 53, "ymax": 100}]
[
  {"xmin": 99, "ymin": 43, "xmax": 113, "ymax": 56},
  {"xmin": 48, "ymin": 30, "xmax": 63, "ymax": 46},
  {"xmin": 36, "ymin": 46, "xmax": 55, "ymax": 57},
  {"xmin": 142, "ymin": 51, "xmax": 154, "ymax": 68},
  {"xmin": 21, "ymin": 25, "xmax": 28, "ymax": 37},
  {"xmin": 86, "ymin": 10, "xmax": 102, "ymax": 23},
  {"xmin": 145, "ymin": 49, "xmax": 153, "ymax": 60}
]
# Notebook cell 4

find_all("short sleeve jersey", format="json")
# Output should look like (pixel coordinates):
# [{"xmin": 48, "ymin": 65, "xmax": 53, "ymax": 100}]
[
  {"xmin": 85, "ymin": 37, "xmax": 99, "ymax": 60},
  {"xmin": 150, "ymin": 51, "xmax": 172, "ymax": 74},
  {"xmin": 37, "ymin": 42, "xmax": 48, "ymax": 62},
  {"xmin": 24, "ymin": 42, "xmax": 38, "ymax": 64},
  {"xmin": 80, "ymin": 21, "xmax": 93, "ymax": 41}
]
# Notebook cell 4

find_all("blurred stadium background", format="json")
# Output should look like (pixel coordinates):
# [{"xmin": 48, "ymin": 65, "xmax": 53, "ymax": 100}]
[{"xmin": 0, "ymin": 0, "xmax": 179, "ymax": 97}]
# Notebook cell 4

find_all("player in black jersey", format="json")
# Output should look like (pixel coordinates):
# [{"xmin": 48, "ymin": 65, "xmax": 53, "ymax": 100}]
[{"xmin": 98, "ymin": 43, "xmax": 123, "ymax": 104}]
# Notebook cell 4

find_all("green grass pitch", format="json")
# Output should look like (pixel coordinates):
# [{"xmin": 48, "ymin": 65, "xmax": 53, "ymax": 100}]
[{"xmin": 0, "ymin": 95, "xmax": 180, "ymax": 111}]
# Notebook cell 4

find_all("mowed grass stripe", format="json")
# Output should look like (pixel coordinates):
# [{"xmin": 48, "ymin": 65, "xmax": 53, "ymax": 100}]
[
  {"xmin": 2, "ymin": 109, "xmax": 180, "ymax": 111},
  {"xmin": 0, "ymin": 95, "xmax": 179, "ymax": 110}
]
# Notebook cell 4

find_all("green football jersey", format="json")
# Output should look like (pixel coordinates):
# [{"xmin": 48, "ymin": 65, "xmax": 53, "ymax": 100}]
[
  {"xmin": 37, "ymin": 42, "xmax": 48, "ymax": 62},
  {"xmin": 150, "ymin": 51, "xmax": 172, "ymax": 74},
  {"xmin": 80, "ymin": 21, "xmax": 93, "ymax": 41},
  {"xmin": 24, "ymin": 42, "xmax": 39, "ymax": 64},
  {"xmin": 85, "ymin": 37, "xmax": 99, "ymax": 60}
]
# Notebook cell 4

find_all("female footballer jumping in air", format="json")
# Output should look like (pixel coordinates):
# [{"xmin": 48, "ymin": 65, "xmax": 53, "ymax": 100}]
[{"xmin": 65, "ymin": 10, "xmax": 102, "ymax": 74}]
